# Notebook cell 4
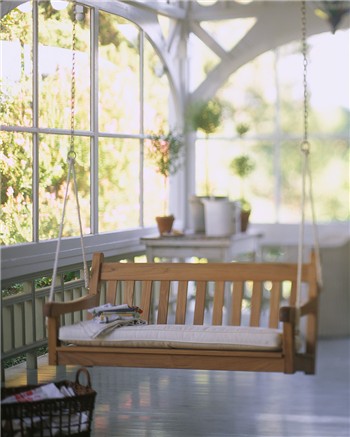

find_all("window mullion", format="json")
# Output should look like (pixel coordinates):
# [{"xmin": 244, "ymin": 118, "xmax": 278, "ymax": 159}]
[
  {"xmin": 90, "ymin": 6, "xmax": 99, "ymax": 235},
  {"xmin": 139, "ymin": 30, "xmax": 144, "ymax": 228},
  {"xmin": 32, "ymin": 0, "xmax": 39, "ymax": 242}
]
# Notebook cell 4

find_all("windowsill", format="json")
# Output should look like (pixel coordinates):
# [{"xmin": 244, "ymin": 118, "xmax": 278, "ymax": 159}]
[{"xmin": 1, "ymin": 227, "xmax": 157, "ymax": 282}]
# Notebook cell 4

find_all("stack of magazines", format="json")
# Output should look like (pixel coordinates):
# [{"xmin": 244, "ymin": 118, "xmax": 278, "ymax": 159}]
[
  {"xmin": 88, "ymin": 303, "xmax": 143, "ymax": 324},
  {"xmin": 1, "ymin": 382, "xmax": 90, "ymax": 434}
]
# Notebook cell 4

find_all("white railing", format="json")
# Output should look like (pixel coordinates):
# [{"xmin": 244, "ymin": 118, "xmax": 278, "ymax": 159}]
[{"xmin": 1, "ymin": 252, "xmax": 144, "ymax": 378}]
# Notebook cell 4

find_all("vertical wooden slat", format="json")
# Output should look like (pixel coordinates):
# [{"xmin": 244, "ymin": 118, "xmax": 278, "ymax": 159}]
[
  {"xmin": 250, "ymin": 281, "xmax": 262, "ymax": 327},
  {"xmin": 212, "ymin": 281, "xmax": 225, "ymax": 325},
  {"xmin": 140, "ymin": 280, "xmax": 152, "ymax": 323},
  {"xmin": 47, "ymin": 317, "xmax": 59, "ymax": 365},
  {"xmin": 157, "ymin": 281, "xmax": 170, "ymax": 324},
  {"xmin": 193, "ymin": 281, "xmax": 206, "ymax": 325},
  {"xmin": 289, "ymin": 281, "xmax": 297, "ymax": 306},
  {"xmin": 124, "ymin": 281, "xmax": 134, "ymax": 306},
  {"xmin": 106, "ymin": 281, "xmax": 117, "ymax": 305},
  {"xmin": 175, "ymin": 281, "xmax": 188, "ymax": 324},
  {"xmin": 230, "ymin": 282, "xmax": 244, "ymax": 325},
  {"xmin": 269, "ymin": 281, "xmax": 281, "ymax": 328}
]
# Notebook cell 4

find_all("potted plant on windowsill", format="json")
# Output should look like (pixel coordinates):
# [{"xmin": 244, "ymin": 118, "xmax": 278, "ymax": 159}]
[
  {"xmin": 187, "ymin": 98, "xmax": 225, "ymax": 233},
  {"xmin": 229, "ymin": 153, "xmax": 255, "ymax": 232},
  {"xmin": 189, "ymin": 98, "xmax": 223, "ymax": 197},
  {"xmin": 146, "ymin": 129, "xmax": 184, "ymax": 235}
]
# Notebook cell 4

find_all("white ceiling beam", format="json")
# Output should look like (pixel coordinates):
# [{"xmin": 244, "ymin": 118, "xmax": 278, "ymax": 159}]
[
  {"xmin": 124, "ymin": 0, "xmax": 187, "ymax": 19},
  {"xmin": 190, "ymin": 20, "xmax": 231, "ymax": 61},
  {"xmin": 188, "ymin": 0, "xmax": 261, "ymax": 21},
  {"xmin": 191, "ymin": 1, "xmax": 350, "ymax": 102}
]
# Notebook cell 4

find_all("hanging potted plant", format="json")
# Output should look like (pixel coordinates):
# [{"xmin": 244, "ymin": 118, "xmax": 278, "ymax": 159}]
[{"xmin": 146, "ymin": 129, "xmax": 184, "ymax": 235}]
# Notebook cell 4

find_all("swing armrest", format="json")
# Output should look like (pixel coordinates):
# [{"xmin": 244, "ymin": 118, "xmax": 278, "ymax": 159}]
[
  {"xmin": 300, "ymin": 297, "xmax": 318, "ymax": 316},
  {"xmin": 44, "ymin": 293, "xmax": 99, "ymax": 318},
  {"xmin": 279, "ymin": 306, "xmax": 297, "ymax": 323},
  {"xmin": 279, "ymin": 297, "xmax": 317, "ymax": 323}
]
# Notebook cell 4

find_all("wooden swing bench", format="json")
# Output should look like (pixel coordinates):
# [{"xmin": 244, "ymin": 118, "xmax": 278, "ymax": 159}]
[{"xmin": 44, "ymin": 251, "xmax": 319, "ymax": 375}]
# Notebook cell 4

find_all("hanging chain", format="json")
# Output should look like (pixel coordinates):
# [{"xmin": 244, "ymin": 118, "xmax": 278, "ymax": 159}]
[
  {"xmin": 301, "ymin": 0, "xmax": 310, "ymax": 154},
  {"xmin": 69, "ymin": 2, "xmax": 77, "ymax": 160}
]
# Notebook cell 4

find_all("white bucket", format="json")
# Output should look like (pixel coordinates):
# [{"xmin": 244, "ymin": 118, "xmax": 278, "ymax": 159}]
[{"xmin": 203, "ymin": 199, "xmax": 241, "ymax": 237}]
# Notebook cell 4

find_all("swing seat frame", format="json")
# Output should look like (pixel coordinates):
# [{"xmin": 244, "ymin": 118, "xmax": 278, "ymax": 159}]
[{"xmin": 44, "ymin": 252, "xmax": 319, "ymax": 374}]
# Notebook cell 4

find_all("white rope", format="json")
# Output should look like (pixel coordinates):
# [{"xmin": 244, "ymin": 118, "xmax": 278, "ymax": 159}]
[
  {"xmin": 49, "ymin": 157, "xmax": 73, "ymax": 302},
  {"xmin": 307, "ymin": 156, "xmax": 323, "ymax": 288},
  {"xmin": 49, "ymin": 156, "xmax": 89, "ymax": 302},
  {"xmin": 71, "ymin": 159, "xmax": 90, "ymax": 289},
  {"xmin": 296, "ymin": 143, "xmax": 323, "ymax": 311},
  {"xmin": 296, "ymin": 145, "xmax": 308, "ymax": 308}
]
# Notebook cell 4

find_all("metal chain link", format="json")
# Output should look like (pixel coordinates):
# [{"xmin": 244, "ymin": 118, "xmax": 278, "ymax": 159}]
[
  {"xmin": 301, "ymin": 0, "xmax": 310, "ymax": 154},
  {"xmin": 69, "ymin": 2, "xmax": 77, "ymax": 160}
]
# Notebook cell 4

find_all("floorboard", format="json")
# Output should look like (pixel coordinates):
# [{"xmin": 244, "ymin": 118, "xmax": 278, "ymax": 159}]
[{"xmin": 3, "ymin": 338, "xmax": 350, "ymax": 437}]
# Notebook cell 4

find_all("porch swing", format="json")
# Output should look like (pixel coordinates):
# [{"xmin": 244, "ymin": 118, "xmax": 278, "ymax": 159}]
[{"xmin": 44, "ymin": 1, "xmax": 322, "ymax": 374}]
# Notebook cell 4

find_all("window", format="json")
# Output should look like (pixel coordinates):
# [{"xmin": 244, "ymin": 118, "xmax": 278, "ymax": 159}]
[
  {"xmin": 1, "ymin": 2, "xmax": 172, "ymax": 246},
  {"xmin": 195, "ymin": 30, "xmax": 349, "ymax": 223}
]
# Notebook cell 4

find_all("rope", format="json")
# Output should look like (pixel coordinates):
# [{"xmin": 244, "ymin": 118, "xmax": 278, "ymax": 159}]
[{"xmin": 49, "ymin": 3, "xmax": 89, "ymax": 302}]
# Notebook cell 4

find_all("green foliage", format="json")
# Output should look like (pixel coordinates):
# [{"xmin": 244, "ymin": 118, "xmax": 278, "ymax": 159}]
[
  {"xmin": 236, "ymin": 123, "xmax": 250, "ymax": 137},
  {"xmin": 146, "ymin": 130, "xmax": 184, "ymax": 216},
  {"xmin": 189, "ymin": 98, "xmax": 223, "ymax": 136},
  {"xmin": 230, "ymin": 155, "xmax": 255, "ymax": 179},
  {"xmin": 146, "ymin": 130, "xmax": 184, "ymax": 179},
  {"xmin": 1, "ymin": 283, "xmax": 24, "ymax": 298},
  {"xmin": 229, "ymin": 155, "xmax": 255, "ymax": 209}
]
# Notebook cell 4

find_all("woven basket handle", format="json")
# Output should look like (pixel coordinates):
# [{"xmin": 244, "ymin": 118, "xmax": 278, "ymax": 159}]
[{"xmin": 75, "ymin": 367, "xmax": 92, "ymax": 389}]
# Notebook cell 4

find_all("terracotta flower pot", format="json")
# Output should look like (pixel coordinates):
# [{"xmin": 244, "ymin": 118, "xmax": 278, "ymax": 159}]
[
  {"xmin": 240, "ymin": 210, "xmax": 251, "ymax": 232},
  {"xmin": 156, "ymin": 215, "xmax": 175, "ymax": 235}
]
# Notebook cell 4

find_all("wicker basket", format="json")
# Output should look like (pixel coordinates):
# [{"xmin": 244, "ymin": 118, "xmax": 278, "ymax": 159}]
[{"xmin": 1, "ymin": 367, "xmax": 96, "ymax": 437}]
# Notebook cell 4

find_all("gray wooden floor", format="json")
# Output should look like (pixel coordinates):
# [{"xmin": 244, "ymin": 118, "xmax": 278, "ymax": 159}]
[{"xmin": 3, "ymin": 338, "xmax": 350, "ymax": 437}]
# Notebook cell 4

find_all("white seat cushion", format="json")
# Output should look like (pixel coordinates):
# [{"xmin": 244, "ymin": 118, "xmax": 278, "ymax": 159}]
[{"xmin": 59, "ymin": 322, "xmax": 283, "ymax": 351}]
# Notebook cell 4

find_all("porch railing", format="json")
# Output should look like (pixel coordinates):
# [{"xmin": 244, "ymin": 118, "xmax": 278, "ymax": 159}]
[{"xmin": 1, "ymin": 252, "xmax": 144, "ymax": 379}]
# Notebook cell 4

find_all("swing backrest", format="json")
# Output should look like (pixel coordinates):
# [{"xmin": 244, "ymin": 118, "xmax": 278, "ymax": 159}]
[{"xmin": 89, "ymin": 253, "xmax": 318, "ymax": 339}]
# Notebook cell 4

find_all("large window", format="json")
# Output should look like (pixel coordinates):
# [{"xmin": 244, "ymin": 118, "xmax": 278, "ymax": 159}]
[
  {"xmin": 193, "ymin": 29, "xmax": 349, "ymax": 223},
  {"xmin": 1, "ymin": 2, "xmax": 171, "ymax": 245}
]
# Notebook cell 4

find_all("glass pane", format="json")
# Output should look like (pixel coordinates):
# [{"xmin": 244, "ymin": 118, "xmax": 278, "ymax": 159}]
[
  {"xmin": 309, "ymin": 138, "xmax": 349, "ymax": 222},
  {"xmin": 195, "ymin": 138, "xmax": 231, "ymax": 198},
  {"xmin": 277, "ymin": 42, "xmax": 304, "ymax": 135},
  {"xmin": 38, "ymin": 134, "xmax": 90, "ymax": 240},
  {"xmin": 279, "ymin": 140, "xmax": 306, "ymax": 223},
  {"xmin": 99, "ymin": 138, "xmax": 140, "ymax": 231},
  {"xmin": 218, "ymin": 51, "xmax": 276, "ymax": 136},
  {"xmin": 247, "ymin": 141, "xmax": 275, "ymax": 224},
  {"xmin": 188, "ymin": 32, "xmax": 220, "ymax": 93},
  {"xmin": 143, "ymin": 147, "xmax": 167, "ymax": 226},
  {"xmin": 0, "ymin": 5, "xmax": 33, "ymax": 127},
  {"xmin": 143, "ymin": 37, "xmax": 170, "ymax": 132},
  {"xmin": 38, "ymin": 3, "xmax": 90, "ymax": 130},
  {"xmin": 280, "ymin": 138, "xmax": 349, "ymax": 223},
  {"xmin": 0, "ymin": 131, "xmax": 33, "ymax": 244},
  {"xmin": 98, "ymin": 12, "xmax": 140, "ymax": 134},
  {"xmin": 195, "ymin": 138, "xmax": 276, "ymax": 223}
]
